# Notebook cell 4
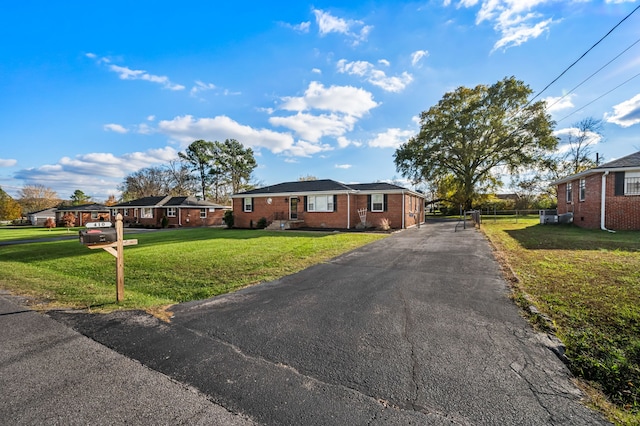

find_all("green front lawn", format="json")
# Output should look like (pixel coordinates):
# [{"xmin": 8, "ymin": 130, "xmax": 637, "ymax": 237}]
[
  {"xmin": 0, "ymin": 228, "xmax": 386, "ymax": 314},
  {"xmin": 0, "ymin": 226, "xmax": 83, "ymax": 241},
  {"xmin": 482, "ymin": 219, "xmax": 640, "ymax": 425}
]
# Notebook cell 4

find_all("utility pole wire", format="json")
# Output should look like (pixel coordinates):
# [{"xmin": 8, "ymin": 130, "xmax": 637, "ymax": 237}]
[
  {"xmin": 545, "ymin": 36, "xmax": 640, "ymax": 111},
  {"xmin": 556, "ymin": 70, "xmax": 640, "ymax": 123},
  {"xmin": 530, "ymin": 4, "xmax": 640, "ymax": 104}
]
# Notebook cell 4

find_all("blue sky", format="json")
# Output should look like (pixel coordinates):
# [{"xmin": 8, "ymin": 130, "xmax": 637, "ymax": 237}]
[{"xmin": 1, "ymin": 0, "xmax": 639, "ymax": 201}]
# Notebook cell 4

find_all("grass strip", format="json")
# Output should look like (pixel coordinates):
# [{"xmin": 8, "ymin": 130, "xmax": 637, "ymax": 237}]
[{"xmin": 482, "ymin": 218, "xmax": 640, "ymax": 425}]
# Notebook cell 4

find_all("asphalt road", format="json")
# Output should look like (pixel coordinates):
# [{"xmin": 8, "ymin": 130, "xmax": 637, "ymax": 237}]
[
  {"xmin": 0, "ymin": 292, "xmax": 255, "ymax": 425},
  {"xmin": 48, "ymin": 221, "xmax": 609, "ymax": 425}
]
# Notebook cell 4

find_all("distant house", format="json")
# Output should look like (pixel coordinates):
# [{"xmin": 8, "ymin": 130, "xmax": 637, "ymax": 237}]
[
  {"xmin": 56, "ymin": 204, "xmax": 111, "ymax": 227},
  {"xmin": 231, "ymin": 179, "xmax": 425, "ymax": 230},
  {"xmin": 28, "ymin": 207, "xmax": 58, "ymax": 226},
  {"xmin": 552, "ymin": 151, "xmax": 640, "ymax": 230},
  {"xmin": 112, "ymin": 196, "xmax": 230, "ymax": 227}
]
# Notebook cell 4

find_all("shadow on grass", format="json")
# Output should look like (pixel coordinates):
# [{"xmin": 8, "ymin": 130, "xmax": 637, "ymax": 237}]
[{"xmin": 505, "ymin": 224, "xmax": 640, "ymax": 252}]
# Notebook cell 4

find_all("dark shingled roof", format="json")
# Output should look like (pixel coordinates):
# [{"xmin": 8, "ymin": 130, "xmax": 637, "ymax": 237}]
[
  {"xmin": 164, "ymin": 196, "xmax": 227, "ymax": 208},
  {"xmin": 56, "ymin": 203, "xmax": 110, "ymax": 212},
  {"xmin": 113, "ymin": 196, "xmax": 168, "ymax": 207},
  {"xmin": 596, "ymin": 151, "xmax": 640, "ymax": 169},
  {"xmin": 237, "ymin": 179, "xmax": 353, "ymax": 195},
  {"xmin": 348, "ymin": 183, "xmax": 406, "ymax": 191},
  {"xmin": 114, "ymin": 196, "xmax": 228, "ymax": 208}
]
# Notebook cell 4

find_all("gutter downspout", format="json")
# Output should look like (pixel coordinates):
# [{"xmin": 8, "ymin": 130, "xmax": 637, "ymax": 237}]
[
  {"xmin": 402, "ymin": 191, "xmax": 405, "ymax": 229},
  {"xmin": 347, "ymin": 192, "xmax": 350, "ymax": 230},
  {"xmin": 601, "ymin": 171, "xmax": 615, "ymax": 233}
]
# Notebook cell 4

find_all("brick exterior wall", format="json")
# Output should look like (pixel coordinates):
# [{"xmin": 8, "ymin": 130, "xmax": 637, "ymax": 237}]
[
  {"xmin": 233, "ymin": 192, "xmax": 424, "ymax": 230},
  {"xmin": 116, "ymin": 207, "xmax": 226, "ymax": 227},
  {"xmin": 557, "ymin": 172, "xmax": 640, "ymax": 230},
  {"xmin": 56, "ymin": 211, "xmax": 111, "ymax": 227}
]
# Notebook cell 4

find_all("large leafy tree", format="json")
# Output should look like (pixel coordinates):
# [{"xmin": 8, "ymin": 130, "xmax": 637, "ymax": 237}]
[
  {"xmin": 119, "ymin": 166, "xmax": 169, "ymax": 201},
  {"xmin": 71, "ymin": 189, "xmax": 92, "ymax": 205},
  {"xmin": 394, "ymin": 77, "xmax": 558, "ymax": 209},
  {"xmin": 179, "ymin": 140, "xmax": 215, "ymax": 200},
  {"xmin": 17, "ymin": 184, "xmax": 60, "ymax": 213},
  {"xmin": 218, "ymin": 139, "xmax": 257, "ymax": 195},
  {"xmin": 0, "ymin": 187, "xmax": 22, "ymax": 220}
]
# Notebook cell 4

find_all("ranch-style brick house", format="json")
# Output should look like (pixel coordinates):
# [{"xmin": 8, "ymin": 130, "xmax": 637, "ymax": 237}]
[
  {"xmin": 112, "ymin": 196, "xmax": 230, "ymax": 227},
  {"xmin": 55, "ymin": 203, "xmax": 112, "ymax": 227},
  {"xmin": 553, "ymin": 150, "xmax": 640, "ymax": 231},
  {"xmin": 231, "ymin": 179, "xmax": 425, "ymax": 230}
]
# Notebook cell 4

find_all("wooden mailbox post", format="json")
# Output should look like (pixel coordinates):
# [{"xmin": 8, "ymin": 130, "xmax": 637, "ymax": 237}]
[{"xmin": 81, "ymin": 213, "xmax": 138, "ymax": 302}]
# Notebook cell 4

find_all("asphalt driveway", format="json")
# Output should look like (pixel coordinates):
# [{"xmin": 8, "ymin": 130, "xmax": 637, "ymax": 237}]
[{"xmin": 48, "ymin": 221, "xmax": 609, "ymax": 425}]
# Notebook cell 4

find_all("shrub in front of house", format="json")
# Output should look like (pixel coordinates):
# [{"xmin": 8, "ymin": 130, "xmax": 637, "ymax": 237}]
[
  {"xmin": 378, "ymin": 218, "xmax": 391, "ymax": 231},
  {"xmin": 223, "ymin": 210, "xmax": 234, "ymax": 228},
  {"xmin": 257, "ymin": 217, "xmax": 268, "ymax": 229}
]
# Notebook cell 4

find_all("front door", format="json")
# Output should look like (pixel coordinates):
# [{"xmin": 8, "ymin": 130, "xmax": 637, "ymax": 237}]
[{"xmin": 290, "ymin": 198, "xmax": 298, "ymax": 220}]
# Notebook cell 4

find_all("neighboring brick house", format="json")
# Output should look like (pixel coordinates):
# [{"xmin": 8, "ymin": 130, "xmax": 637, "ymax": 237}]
[
  {"xmin": 231, "ymin": 179, "xmax": 425, "ymax": 230},
  {"xmin": 55, "ymin": 204, "xmax": 111, "ymax": 227},
  {"xmin": 553, "ymin": 151, "xmax": 640, "ymax": 230},
  {"xmin": 112, "ymin": 196, "xmax": 230, "ymax": 227}
]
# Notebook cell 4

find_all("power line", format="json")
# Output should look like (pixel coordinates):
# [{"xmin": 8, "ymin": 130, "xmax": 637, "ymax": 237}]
[
  {"xmin": 545, "ymin": 36, "xmax": 640, "ymax": 111},
  {"xmin": 556, "ymin": 70, "xmax": 640, "ymax": 123},
  {"xmin": 530, "ymin": 3, "xmax": 640, "ymax": 104}
]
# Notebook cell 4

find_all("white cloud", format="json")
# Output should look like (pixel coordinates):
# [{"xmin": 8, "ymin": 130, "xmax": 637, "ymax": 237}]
[
  {"xmin": 378, "ymin": 59, "xmax": 390, "ymax": 67},
  {"xmin": 108, "ymin": 64, "xmax": 185, "ymax": 90},
  {"xmin": 448, "ymin": 0, "xmax": 557, "ymax": 51},
  {"xmin": 411, "ymin": 50, "xmax": 429, "ymax": 67},
  {"xmin": 147, "ymin": 115, "xmax": 156, "ymax": 121},
  {"xmin": 543, "ymin": 94, "xmax": 575, "ymax": 113},
  {"xmin": 0, "ymin": 158, "xmax": 17, "ymax": 167},
  {"xmin": 280, "ymin": 20, "xmax": 311, "ymax": 33},
  {"xmin": 13, "ymin": 147, "xmax": 179, "ymax": 200},
  {"xmin": 312, "ymin": 68, "xmax": 322, "ymax": 74},
  {"xmin": 336, "ymin": 136, "xmax": 362, "ymax": 148},
  {"xmin": 335, "ymin": 164, "xmax": 352, "ymax": 169},
  {"xmin": 313, "ymin": 9, "xmax": 373, "ymax": 45},
  {"xmin": 156, "ymin": 114, "xmax": 328, "ymax": 157},
  {"xmin": 158, "ymin": 114, "xmax": 293, "ymax": 151},
  {"xmin": 553, "ymin": 127, "xmax": 603, "ymax": 153},
  {"xmin": 103, "ymin": 123, "xmax": 128, "ymax": 133},
  {"xmin": 279, "ymin": 81, "xmax": 378, "ymax": 117},
  {"xmin": 336, "ymin": 60, "xmax": 413, "ymax": 93},
  {"xmin": 271, "ymin": 82, "xmax": 378, "ymax": 147},
  {"xmin": 269, "ymin": 112, "xmax": 357, "ymax": 142},
  {"xmin": 190, "ymin": 80, "xmax": 216, "ymax": 97},
  {"xmin": 368, "ymin": 128, "xmax": 415, "ymax": 148},
  {"xmin": 89, "ymin": 55, "xmax": 185, "ymax": 90},
  {"xmin": 604, "ymin": 93, "xmax": 640, "ymax": 127}
]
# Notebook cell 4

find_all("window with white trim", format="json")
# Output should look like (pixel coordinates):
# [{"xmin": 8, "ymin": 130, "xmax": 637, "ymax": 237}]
[
  {"xmin": 200, "ymin": 208, "xmax": 207, "ymax": 218},
  {"xmin": 167, "ymin": 207, "xmax": 176, "ymax": 217},
  {"xmin": 243, "ymin": 197, "xmax": 253, "ymax": 212},
  {"xmin": 307, "ymin": 195, "xmax": 334, "ymax": 212},
  {"xmin": 579, "ymin": 179, "xmax": 586, "ymax": 202},
  {"xmin": 371, "ymin": 194, "xmax": 384, "ymax": 212},
  {"xmin": 141, "ymin": 208, "xmax": 153, "ymax": 219},
  {"xmin": 566, "ymin": 183, "xmax": 572, "ymax": 203},
  {"xmin": 625, "ymin": 172, "xmax": 640, "ymax": 195}
]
